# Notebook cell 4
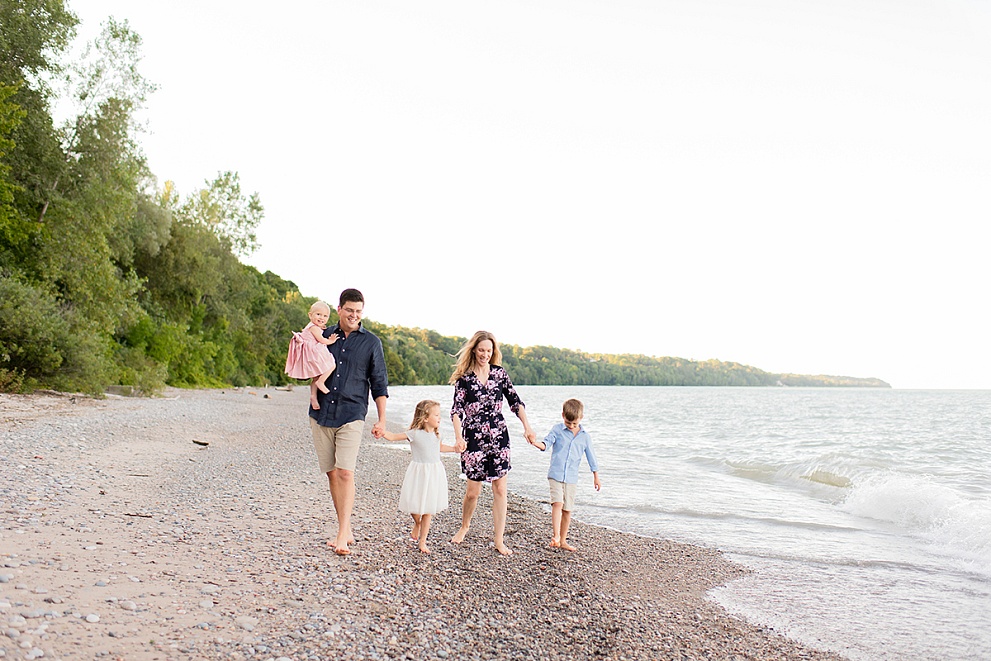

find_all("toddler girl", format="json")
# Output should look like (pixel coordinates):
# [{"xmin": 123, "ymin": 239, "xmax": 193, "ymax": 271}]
[
  {"xmin": 285, "ymin": 301, "xmax": 338, "ymax": 409},
  {"xmin": 378, "ymin": 400, "xmax": 458, "ymax": 554}
]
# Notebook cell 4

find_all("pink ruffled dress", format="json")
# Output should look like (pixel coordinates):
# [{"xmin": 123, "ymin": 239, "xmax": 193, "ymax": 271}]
[{"xmin": 284, "ymin": 322, "xmax": 337, "ymax": 379}]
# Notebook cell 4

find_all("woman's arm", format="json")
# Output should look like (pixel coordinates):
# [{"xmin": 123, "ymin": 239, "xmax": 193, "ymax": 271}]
[
  {"xmin": 515, "ymin": 406, "xmax": 537, "ymax": 445},
  {"xmin": 451, "ymin": 414, "xmax": 467, "ymax": 452}
]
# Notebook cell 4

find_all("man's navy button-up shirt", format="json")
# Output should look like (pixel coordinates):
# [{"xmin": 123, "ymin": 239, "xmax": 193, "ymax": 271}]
[{"xmin": 308, "ymin": 323, "xmax": 389, "ymax": 428}]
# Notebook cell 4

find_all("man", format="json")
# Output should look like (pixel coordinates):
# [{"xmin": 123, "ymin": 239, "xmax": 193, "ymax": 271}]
[{"xmin": 309, "ymin": 288, "xmax": 388, "ymax": 555}]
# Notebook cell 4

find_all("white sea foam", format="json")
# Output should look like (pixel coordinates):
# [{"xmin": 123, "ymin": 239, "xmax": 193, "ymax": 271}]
[{"xmin": 843, "ymin": 471, "xmax": 991, "ymax": 576}]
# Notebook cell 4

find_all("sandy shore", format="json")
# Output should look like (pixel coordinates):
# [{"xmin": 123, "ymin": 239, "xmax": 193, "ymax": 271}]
[{"xmin": 1, "ymin": 388, "xmax": 845, "ymax": 660}]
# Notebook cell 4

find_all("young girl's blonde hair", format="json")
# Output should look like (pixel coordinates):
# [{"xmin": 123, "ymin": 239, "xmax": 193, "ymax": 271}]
[
  {"xmin": 449, "ymin": 330, "xmax": 502, "ymax": 384},
  {"xmin": 409, "ymin": 400, "xmax": 441, "ymax": 439}
]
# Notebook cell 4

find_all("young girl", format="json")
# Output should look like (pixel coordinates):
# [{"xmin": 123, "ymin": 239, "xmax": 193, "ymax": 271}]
[
  {"xmin": 379, "ymin": 400, "xmax": 458, "ymax": 554},
  {"xmin": 284, "ymin": 301, "xmax": 338, "ymax": 409}
]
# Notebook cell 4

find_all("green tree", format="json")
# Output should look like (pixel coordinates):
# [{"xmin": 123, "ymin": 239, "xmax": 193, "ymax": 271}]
[{"xmin": 176, "ymin": 171, "xmax": 262, "ymax": 257}]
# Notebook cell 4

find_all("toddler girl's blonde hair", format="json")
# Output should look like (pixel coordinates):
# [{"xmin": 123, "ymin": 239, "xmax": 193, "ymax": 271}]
[
  {"xmin": 409, "ymin": 399, "xmax": 441, "ymax": 439},
  {"xmin": 310, "ymin": 300, "xmax": 331, "ymax": 314}
]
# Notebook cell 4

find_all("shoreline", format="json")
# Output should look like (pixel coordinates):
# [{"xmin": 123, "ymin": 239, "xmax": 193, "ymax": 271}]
[{"xmin": 1, "ymin": 387, "xmax": 845, "ymax": 660}]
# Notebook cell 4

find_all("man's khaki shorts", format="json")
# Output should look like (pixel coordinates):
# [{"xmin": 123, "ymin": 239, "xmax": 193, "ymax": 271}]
[
  {"xmin": 310, "ymin": 418, "xmax": 364, "ymax": 473},
  {"xmin": 548, "ymin": 478, "xmax": 577, "ymax": 511}
]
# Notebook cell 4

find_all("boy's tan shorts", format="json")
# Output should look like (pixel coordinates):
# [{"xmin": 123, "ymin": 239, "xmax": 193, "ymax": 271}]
[
  {"xmin": 548, "ymin": 478, "xmax": 577, "ymax": 512},
  {"xmin": 310, "ymin": 418, "xmax": 364, "ymax": 473}
]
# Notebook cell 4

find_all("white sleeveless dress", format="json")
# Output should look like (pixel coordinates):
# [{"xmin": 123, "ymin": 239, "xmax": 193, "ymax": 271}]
[{"xmin": 398, "ymin": 429, "xmax": 449, "ymax": 515}]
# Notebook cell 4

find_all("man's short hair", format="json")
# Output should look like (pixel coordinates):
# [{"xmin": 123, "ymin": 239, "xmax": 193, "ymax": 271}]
[
  {"xmin": 562, "ymin": 398, "xmax": 584, "ymax": 422},
  {"xmin": 339, "ymin": 288, "xmax": 364, "ymax": 307}
]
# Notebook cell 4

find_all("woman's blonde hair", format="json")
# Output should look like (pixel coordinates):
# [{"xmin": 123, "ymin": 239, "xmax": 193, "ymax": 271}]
[
  {"xmin": 409, "ymin": 399, "xmax": 441, "ymax": 438},
  {"xmin": 449, "ymin": 330, "xmax": 502, "ymax": 384}
]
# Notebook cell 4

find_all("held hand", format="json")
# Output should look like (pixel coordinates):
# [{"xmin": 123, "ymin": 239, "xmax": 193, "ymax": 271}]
[
  {"xmin": 455, "ymin": 438, "xmax": 467, "ymax": 452},
  {"xmin": 523, "ymin": 427, "xmax": 536, "ymax": 446},
  {"xmin": 371, "ymin": 421, "xmax": 386, "ymax": 439}
]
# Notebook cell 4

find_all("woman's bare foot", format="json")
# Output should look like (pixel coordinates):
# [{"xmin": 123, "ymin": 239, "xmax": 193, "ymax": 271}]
[
  {"xmin": 327, "ymin": 535, "xmax": 355, "ymax": 554},
  {"xmin": 494, "ymin": 543, "xmax": 513, "ymax": 556},
  {"xmin": 451, "ymin": 526, "xmax": 469, "ymax": 544},
  {"xmin": 559, "ymin": 541, "xmax": 576, "ymax": 551},
  {"xmin": 549, "ymin": 538, "xmax": 561, "ymax": 548}
]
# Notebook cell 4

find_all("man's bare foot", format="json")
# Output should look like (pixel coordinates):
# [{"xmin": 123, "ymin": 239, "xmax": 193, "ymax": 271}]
[
  {"xmin": 418, "ymin": 543, "xmax": 431, "ymax": 555},
  {"xmin": 494, "ymin": 543, "xmax": 513, "ymax": 556},
  {"xmin": 559, "ymin": 541, "xmax": 576, "ymax": 551},
  {"xmin": 451, "ymin": 527, "xmax": 469, "ymax": 544}
]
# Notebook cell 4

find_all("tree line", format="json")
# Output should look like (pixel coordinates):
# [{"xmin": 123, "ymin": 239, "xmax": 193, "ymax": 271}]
[{"xmin": 0, "ymin": 3, "xmax": 889, "ymax": 394}]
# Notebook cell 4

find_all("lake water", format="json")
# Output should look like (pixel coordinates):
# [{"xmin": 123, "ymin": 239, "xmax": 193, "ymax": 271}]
[{"xmin": 381, "ymin": 386, "xmax": 990, "ymax": 660}]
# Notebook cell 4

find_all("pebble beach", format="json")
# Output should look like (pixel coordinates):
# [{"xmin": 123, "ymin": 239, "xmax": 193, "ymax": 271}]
[{"xmin": 1, "ymin": 387, "xmax": 845, "ymax": 660}]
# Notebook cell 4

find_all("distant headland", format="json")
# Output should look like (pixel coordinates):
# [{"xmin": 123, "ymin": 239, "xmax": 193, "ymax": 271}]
[{"xmin": 364, "ymin": 323, "xmax": 891, "ymax": 388}]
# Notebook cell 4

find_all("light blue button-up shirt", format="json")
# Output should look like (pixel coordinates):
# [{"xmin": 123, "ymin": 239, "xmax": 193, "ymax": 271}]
[{"xmin": 542, "ymin": 422, "xmax": 598, "ymax": 484}]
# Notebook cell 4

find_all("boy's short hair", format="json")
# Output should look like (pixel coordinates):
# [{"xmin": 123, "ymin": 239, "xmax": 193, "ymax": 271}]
[
  {"xmin": 562, "ymin": 398, "xmax": 584, "ymax": 421},
  {"xmin": 339, "ymin": 288, "xmax": 364, "ymax": 307}
]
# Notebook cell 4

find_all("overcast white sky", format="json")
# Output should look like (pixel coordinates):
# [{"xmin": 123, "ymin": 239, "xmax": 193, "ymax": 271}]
[{"xmin": 68, "ymin": 0, "xmax": 991, "ymax": 389}]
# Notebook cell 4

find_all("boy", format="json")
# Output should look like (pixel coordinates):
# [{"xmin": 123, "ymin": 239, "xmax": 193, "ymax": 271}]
[{"xmin": 529, "ymin": 398, "xmax": 600, "ymax": 551}]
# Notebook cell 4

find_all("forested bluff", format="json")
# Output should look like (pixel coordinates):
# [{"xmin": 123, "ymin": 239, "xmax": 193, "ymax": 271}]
[{"xmin": 0, "ymin": 6, "xmax": 888, "ymax": 395}]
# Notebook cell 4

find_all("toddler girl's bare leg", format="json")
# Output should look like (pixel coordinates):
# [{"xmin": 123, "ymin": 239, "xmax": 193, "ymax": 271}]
[
  {"xmin": 314, "ymin": 369, "xmax": 332, "ymax": 394},
  {"xmin": 550, "ymin": 502, "xmax": 563, "ymax": 547},
  {"xmin": 410, "ymin": 513, "xmax": 421, "ymax": 541},
  {"xmin": 309, "ymin": 381, "xmax": 320, "ymax": 409},
  {"xmin": 559, "ymin": 510, "xmax": 575, "ymax": 551},
  {"xmin": 418, "ymin": 514, "xmax": 433, "ymax": 554}
]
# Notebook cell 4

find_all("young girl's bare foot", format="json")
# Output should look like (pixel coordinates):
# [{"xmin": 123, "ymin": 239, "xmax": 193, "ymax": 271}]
[
  {"xmin": 411, "ymin": 522, "xmax": 421, "ymax": 541},
  {"xmin": 317, "ymin": 382, "xmax": 330, "ymax": 394},
  {"xmin": 559, "ymin": 541, "xmax": 576, "ymax": 551},
  {"xmin": 310, "ymin": 396, "xmax": 320, "ymax": 410},
  {"xmin": 451, "ymin": 527, "xmax": 469, "ymax": 544},
  {"xmin": 494, "ymin": 543, "xmax": 513, "ymax": 556},
  {"xmin": 326, "ymin": 536, "xmax": 355, "ymax": 551}
]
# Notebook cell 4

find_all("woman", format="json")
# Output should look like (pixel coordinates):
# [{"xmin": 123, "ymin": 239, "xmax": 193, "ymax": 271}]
[{"xmin": 449, "ymin": 331, "xmax": 536, "ymax": 555}]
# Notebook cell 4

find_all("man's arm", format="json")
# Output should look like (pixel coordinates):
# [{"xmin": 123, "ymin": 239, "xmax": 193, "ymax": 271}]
[{"xmin": 371, "ymin": 395, "xmax": 387, "ymax": 438}]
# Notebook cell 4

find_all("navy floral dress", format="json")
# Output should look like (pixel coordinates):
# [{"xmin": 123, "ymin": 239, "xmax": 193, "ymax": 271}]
[{"xmin": 451, "ymin": 365, "xmax": 525, "ymax": 482}]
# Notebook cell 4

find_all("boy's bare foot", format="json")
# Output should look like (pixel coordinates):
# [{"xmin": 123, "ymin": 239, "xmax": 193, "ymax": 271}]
[
  {"xmin": 559, "ymin": 541, "xmax": 576, "ymax": 551},
  {"xmin": 451, "ymin": 527, "xmax": 469, "ymax": 544},
  {"xmin": 494, "ymin": 543, "xmax": 513, "ymax": 556}
]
